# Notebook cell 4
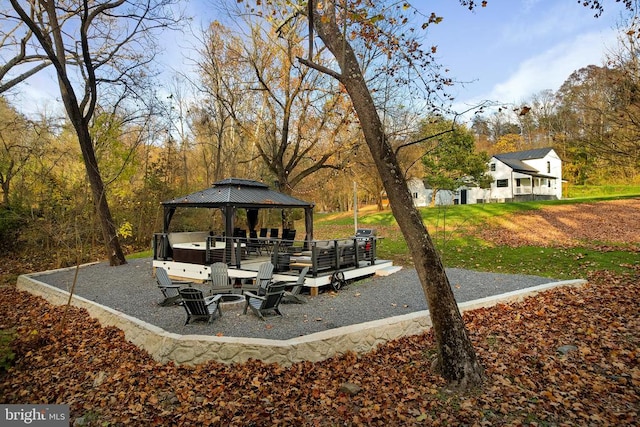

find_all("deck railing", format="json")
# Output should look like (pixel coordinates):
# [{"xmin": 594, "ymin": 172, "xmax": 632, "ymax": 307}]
[
  {"xmin": 282, "ymin": 237, "xmax": 377, "ymax": 277},
  {"xmin": 153, "ymin": 232, "xmax": 378, "ymax": 276}
]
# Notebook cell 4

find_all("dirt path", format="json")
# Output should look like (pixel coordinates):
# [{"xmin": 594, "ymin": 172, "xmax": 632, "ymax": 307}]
[{"xmin": 479, "ymin": 198, "xmax": 640, "ymax": 249}]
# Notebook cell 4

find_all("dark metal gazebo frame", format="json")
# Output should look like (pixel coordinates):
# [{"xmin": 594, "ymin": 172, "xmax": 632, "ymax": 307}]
[{"xmin": 158, "ymin": 178, "xmax": 314, "ymax": 266}]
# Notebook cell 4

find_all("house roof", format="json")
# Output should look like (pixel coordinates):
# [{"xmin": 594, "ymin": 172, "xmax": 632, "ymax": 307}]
[
  {"xmin": 162, "ymin": 178, "xmax": 315, "ymax": 209},
  {"xmin": 494, "ymin": 147, "xmax": 554, "ymax": 161},
  {"xmin": 495, "ymin": 158, "xmax": 540, "ymax": 174},
  {"xmin": 493, "ymin": 148, "xmax": 557, "ymax": 179}
]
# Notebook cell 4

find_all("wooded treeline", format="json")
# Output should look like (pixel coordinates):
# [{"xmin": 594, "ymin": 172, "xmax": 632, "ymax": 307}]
[{"xmin": 1, "ymin": 3, "xmax": 638, "ymax": 266}]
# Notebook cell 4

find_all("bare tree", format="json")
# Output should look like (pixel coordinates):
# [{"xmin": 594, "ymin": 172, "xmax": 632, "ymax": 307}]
[
  {"xmin": 193, "ymin": 21, "xmax": 253, "ymax": 183},
  {"xmin": 196, "ymin": 15, "xmax": 361, "ymax": 218},
  {"xmin": 1, "ymin": 0, "xmax": 181, "ymax": 265},
  {"xmin": 288, "ymin": 0, "xmax": 635, "ymax": 390},
  {"xmin": 296, "ymin": 0, "xmax": 485, "ymax": 389}
]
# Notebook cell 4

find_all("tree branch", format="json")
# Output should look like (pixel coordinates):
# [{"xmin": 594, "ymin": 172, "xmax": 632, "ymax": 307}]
[
  {"xmin": 0, "ymin": 62, "xmax": 51, "ymax": 93},
  {"xmin": 297, "ymin": 56, "xmax": 343, "ymax": 81},
  {"xmin": 394, "ymin": 101, "xmax": 493, "ymax": 156},
  {"xmin": 394, "ymin": 126, "xmax": 453, "ymax": 156}
]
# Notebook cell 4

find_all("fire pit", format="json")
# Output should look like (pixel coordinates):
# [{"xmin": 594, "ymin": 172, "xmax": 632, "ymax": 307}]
[{"xmin": 217, "ymin": 293, "xmax": 245, "ymax": 310}]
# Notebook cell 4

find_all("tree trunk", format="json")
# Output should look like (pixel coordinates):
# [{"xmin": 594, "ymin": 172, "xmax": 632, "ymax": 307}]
[
  {"xmin": 311, "ymin": 2, "xmax": 484, "ymax": 389},
  {"xmin": 77, "ymin": 124, "xmax": 127, "ymax": 266},
  {"xmin": 430, "ymin": 189, "xmax": 438, "ymax": 207},
  {"xmin": 55, "ymin": 64, "xmax": 127, "ymax": 266},
  {"xmin": 55, "ymin": 62, "xmax": 126, "ymax": 266},
  {"xmin": 1, "ymin": 169, "xmax": 11, "ymax": 207}
]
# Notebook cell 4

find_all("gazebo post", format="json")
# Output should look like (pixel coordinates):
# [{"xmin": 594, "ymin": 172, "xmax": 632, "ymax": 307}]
[
  {"xmin": 163, "ymin": 207, "xmax": 176, "ymax": 233},
  {"xmin": 223, "ymin": 206, "xmax": 239, "ymax": 267},
  {"xmin": 304, "ymin": 207, "xmax": 314, "ymax": 250}
]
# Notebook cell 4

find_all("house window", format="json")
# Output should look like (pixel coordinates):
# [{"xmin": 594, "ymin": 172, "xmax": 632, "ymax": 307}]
[
  {"xmin": 548, "ymin": 180, "xmax": 551, "ymax": 188},
  {"xmin": 516, "ymin": 179, "xmax": 521, "ymax": 187},
  {"xmin": 547, "ymin": 161, "xmax": 551, "ymax": 173},
  {"xmin": 413, "ymin": 192, "xmax": 418, "ymax": 199},
  {"xmin": 496, "ymin": 179, "xmax": 508, "ymax": 188},
  {"xmin": 490, "ymin": 163, "xmax": 496, "ymax": 171}
]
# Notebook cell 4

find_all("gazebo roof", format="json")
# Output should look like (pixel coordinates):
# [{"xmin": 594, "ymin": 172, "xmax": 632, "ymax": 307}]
[{"xmin": 162, "ymin": 178, "xmax": 314, "ymax": 209}]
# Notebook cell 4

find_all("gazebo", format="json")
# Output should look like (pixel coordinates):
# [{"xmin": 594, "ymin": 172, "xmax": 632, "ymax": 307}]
[
  {"xmin": 152, "ymin": 178, "xmax": 389, "ymax": 292},
  {"xmin": 156, "ymin": 178, "xmax": 314, "ymax": 266},
  {"xmin": 161, "ymin": 178, "xmax": 314, "ymax": 239}
]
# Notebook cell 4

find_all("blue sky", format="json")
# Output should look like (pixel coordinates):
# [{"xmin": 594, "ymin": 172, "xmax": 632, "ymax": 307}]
[
  {"xmin": 9, "ymin": 0, "xmax": 629, "ymax": 118},
  {"xmin": 424, "ymin": 0, "xmax": 629, "ymax": 112},
  {"xmin": 151, "ymin": 0, "xmax": 632, "ymax": 117}
]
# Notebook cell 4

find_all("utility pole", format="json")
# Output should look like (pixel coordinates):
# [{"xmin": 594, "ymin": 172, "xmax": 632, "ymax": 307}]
[{"xmin": 353, "ymin": 181, "xmax": 358, "ymax": 235}]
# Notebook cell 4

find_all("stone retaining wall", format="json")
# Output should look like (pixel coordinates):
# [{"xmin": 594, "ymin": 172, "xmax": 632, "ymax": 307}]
[{"xmin": 16, "ymin": 274, "xmax": 586, "ymax": 367}]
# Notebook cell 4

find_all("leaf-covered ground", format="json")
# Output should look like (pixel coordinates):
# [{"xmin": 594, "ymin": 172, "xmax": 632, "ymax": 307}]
[
  {"xmin": 1, "ymin": 199, "xmax": 639, "ymax": 425},
  {"xmin": 479, "ymin": 198, "xmax": 640, "ymax": 250},
  {"xmin": 1, "ymin": 267, "xmax": 638, "ymax": 426}
]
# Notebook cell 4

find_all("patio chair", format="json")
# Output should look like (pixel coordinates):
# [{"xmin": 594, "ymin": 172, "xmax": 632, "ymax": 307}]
[
  {"xmin": 258, "ymin": 228, "xmax": 269, "ymax": 252},
  {"xmin": 243, "ymin": 281, "xmax": 287, "ymax": 320},
  {"xmin": 281, "ymin": 229, "xmax": 296, "ymax": 249},
  {"xmin": 179, "ymin": 288, "xmax": 223, "ymax": 325},
  {"xmin": 281, "ymin": 266, "xmax": 309, "ymax": 304},
  {"xmin": 156, "ymin": 267, "xmax": 192, "ymax": 306},
  {"xmin": 209, "ymin": 262, "xmax": 234, "ymax": 294},
  {"xmin": 241, "ymin": 262, "xmax": 274, "ymax": 295},
  {"xmin": 247, "ymin": 230, "xmax": 262, "ymax": 256}
]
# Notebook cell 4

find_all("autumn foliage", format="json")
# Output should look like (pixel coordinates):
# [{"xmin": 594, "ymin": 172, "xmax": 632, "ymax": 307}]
[
  {"xmin": 0, "ymin": 265, "xmax": 637, "ymax": 425},
  {"xmin": 1, "ymin": 199, "xmax": 638, "ymax": 424}
]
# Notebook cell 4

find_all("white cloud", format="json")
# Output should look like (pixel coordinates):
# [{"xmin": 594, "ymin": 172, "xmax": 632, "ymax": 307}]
[
  {"xmin": 486, "ymin": 28, "xmax": 618, "ymax": 104},
  {"xmin": 500, "ymin": 2, "xmax": 595, "ymax": 46},
  {"xmin": 8, "ymin": 70, "xmax": 61, "ymax": 118}
]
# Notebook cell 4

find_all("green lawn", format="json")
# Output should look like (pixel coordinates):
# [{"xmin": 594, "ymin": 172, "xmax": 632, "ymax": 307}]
[
  {"xmin": 313, "ymin": 194, "xmax": 639, "ymax": 279},
  {"xmin": 565, "ymin": 184, "xmax": 640, "ymax": 198},
  {"xmin": 135, "ymin": 192, "xmax": 638, "ymax": 280}
]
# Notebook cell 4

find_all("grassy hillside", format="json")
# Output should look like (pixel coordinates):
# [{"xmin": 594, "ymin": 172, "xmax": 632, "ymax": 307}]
[
  {"xmin": 565, "ymin": 184, "xmax": 640, "ymax": 198},
  {"xmin": 313, "ymin": 195, "xmax": 639, "ymax": 280}
]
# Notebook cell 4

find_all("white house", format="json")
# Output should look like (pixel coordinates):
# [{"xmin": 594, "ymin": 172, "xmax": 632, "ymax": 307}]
[
  {"xmin": 408, "ymin": 179, "xmax": 488, "ymax": 207},
  {"xmin": 488, "ymin": 147, "xmax": 562, "ymax": 202},
  {"xmin": 409, "ymin": 147, "xmax": 563, "ymax": 206}
]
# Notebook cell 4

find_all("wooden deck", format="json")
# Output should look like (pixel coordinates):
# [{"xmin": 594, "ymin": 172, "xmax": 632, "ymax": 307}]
[
  {"xmin": 152, "ymin": 256, "xmax": 394, "ymax": 296},
  {"xmin": 152, "ymin": 233, "xmax": 395, "ymax": 296}
]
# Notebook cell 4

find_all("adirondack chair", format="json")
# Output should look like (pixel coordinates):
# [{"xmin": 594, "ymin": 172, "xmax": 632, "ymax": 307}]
[
  {"xmin": 241, "ymin": 262, "xmax": 274, "ymax": 295},
  {"xmin": 243, "ymin": 281, "xmax": 287, "ymax": 320},
  {"xmin": 179, "ymin": 288, "xmax": 223, "ymax": 325},
  {"xmin": 208, "ymin": 262, "xmax": 234, "ymax": 295},
  {"xmin": 281, "ymin": 266, "xmax": 309, "ymax": 304},
  {"xmin": 156, "ymin": 267, "xmax": 192, "ymax": 306}
]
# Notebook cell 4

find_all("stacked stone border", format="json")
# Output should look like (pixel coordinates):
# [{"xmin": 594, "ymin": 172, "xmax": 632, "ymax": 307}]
[{"xmin": 17, "ymin": 273, "xmax": 586, "ymax": 367}]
